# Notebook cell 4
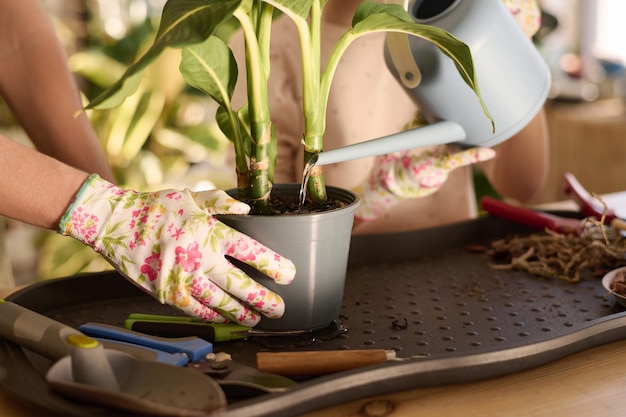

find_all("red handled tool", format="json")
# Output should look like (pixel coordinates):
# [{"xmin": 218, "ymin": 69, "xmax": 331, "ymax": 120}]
[
  {"xmin": 562, "ymin": 172, "xmax": 626, "ymax": 231},
  {"xmin": 480, "ymin": 196, "xmax": 585, "ymax": 235}
]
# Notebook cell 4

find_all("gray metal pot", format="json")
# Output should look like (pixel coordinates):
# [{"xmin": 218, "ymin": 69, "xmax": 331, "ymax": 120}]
[{"xmin": 218, "ymin": 184, "xmax": 359, "ymax": 332}]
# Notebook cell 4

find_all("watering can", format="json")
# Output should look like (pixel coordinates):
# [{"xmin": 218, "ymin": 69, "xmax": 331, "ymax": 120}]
[
  {"xmin": 313, "ymin": 0, "xmax": 550, "ymax": 166},
  {"xmin": 384, "ymin": 0, "xmax": 550, "ymax": 147}
]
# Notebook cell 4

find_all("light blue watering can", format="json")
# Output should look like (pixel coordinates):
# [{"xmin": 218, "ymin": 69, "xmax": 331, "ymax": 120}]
[{"xmin": 313, "ymin": 0, "xmax": 550, "ymax": 166}]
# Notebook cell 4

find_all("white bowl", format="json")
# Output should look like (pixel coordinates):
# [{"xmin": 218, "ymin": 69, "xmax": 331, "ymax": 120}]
[{"xmin": 602, "ymin": 266, "xmax": 626, "ymax": 307}]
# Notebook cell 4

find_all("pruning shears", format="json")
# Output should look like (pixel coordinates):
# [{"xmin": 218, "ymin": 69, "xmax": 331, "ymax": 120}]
[
  {"xmin": 124, "ymin": 313, "xmax": 322, "ymax": 339},
  {"xmin": 79, "ymin": 322, "xmax": 297, "ymax": 398},
  {"xmin": 124, "ymin": 313, "xmax": 253, "ymax": 342}
]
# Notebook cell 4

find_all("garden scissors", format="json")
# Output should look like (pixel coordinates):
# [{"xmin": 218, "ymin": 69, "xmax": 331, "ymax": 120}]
[
  {"xmin": 124, "ymin": 313, "xmax": 329, "ymax": 339},
  {"xmin": 78, "ymin": 322, "xmax": 298, "ymax": 398},
  {"xmin": 124, "ymin": 313, "xmax": 254, "ymax": 342}
]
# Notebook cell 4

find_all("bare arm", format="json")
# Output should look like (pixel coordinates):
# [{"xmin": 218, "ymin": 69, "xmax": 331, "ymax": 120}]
[
  {"xmin": 0, "ymin": 135, "xmax": 88, "ymax": 230},
  {"xmin": 479, "ymin": 0, "xmax": 547, "ymax": 203},
  {"xmin": 480, "ymin": 109, "xmax": 549, "ymax": 202},
  {"xmin": 0, "ymin": 0, "xmax": 114, "ymax": 182}
]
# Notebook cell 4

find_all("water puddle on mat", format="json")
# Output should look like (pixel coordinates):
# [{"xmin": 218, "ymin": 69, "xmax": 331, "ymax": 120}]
[{"xmin": 251, "ymin": 320, "xmax": 348, "ymax": 350}]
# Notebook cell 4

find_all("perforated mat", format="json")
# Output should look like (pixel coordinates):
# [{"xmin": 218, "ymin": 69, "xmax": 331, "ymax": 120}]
[{"xmin": 1, "ymin": 214, "xmax": 625, "ymax": 417}]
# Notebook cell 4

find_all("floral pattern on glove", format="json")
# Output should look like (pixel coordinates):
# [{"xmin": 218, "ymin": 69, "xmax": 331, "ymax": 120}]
[
  {"xmin": 502, "ymin": 0, "xmax": 542, "ymax": 38},
  {"xmin": 60, "ymin": 175, "xmax": 295, "ymax": 326},
  {"xmin": 354, "ymin": 146, "xmax": 496, "ymax": 221}
]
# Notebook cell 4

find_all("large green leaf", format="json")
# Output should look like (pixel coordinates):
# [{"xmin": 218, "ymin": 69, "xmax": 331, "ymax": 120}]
[
  {"xmin": 180, "ymin": 36, "xmax": 237, "ymax": 108},
  {"xmin": 87, "ymin": 0, "xmax": 241, "ymax": 109},
  {"xmin": 216, "ymin": 105, "xmax": 249, "ymax": 148},
  {"xmin": 181, "ymin": 35, "xmax": 248, "ymax": 176},
  {"xmin": 263, "ymin": 0, "xmax": 314, "ymax": 20},
  {"xmin": 352, "ymin": 1, "xmax": 414, "ymax": 25},
  {"xmin": 216, "ymin": 104, "xmax": 251, "ymax": 177}
]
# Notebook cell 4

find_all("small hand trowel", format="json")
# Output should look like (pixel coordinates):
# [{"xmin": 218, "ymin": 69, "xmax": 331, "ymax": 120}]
[{"xmin": 0, "ymin": 300, "xmax": 226, "ymax": 416}]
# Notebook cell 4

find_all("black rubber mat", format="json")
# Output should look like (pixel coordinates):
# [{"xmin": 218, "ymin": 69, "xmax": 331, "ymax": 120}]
[{"xmin": 1, "ymin": 213, "xmax": 625, "ymax": 417}]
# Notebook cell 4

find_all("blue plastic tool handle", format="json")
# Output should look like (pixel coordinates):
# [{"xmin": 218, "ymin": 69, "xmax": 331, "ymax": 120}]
[{"xmin": 79, "ymin": 322, "xmax": 213, "ymax": 362}]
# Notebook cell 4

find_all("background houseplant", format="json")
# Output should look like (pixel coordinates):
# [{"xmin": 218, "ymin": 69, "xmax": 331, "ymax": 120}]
[{"xmin": 35, "ymin": 6, "xmax": 234, "ymax": 279}]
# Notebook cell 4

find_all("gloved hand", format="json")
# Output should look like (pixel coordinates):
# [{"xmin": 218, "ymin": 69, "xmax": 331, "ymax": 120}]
[
  {"xmin": 354, "ymin": 146, "xmax": 496, "ymax": 221},
  {"xmin": 59, "ymin": 174, "xmax": 295, "ymax": 326}
]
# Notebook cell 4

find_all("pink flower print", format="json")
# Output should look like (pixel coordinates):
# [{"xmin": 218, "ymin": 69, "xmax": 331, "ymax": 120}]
[
  {"xmin": 166, "ymin": 191, "xmax": 182, "ymax": 201},
  {"xmin": 141, "ymin": 252, "xmax": 162, "ymax": 282},
  {"xmin": 225, "ymin": 238, "xmax": 261, "ymax": 261},
  {"xmin": 418, "ymin": 171, "xmax": 445, "ymax": 189},
  {"xmin": 400, "ymin": 154, "xmax": 412, "ymax": 170},
  {"xmin": 237, "ymin": 306, "xmax": 259, "ymax": 323},
  {"xmin": 195, "ymin": 307, "xmax": 224, "ymax": 322},
  {"xmin": 252, "ymin": 241, "xmax": 267, "ymax": 257},
  {"xmin": 70, "ymin": 208, "xmax": 99, "ymax": 245},
  {"xmin": 410, "ymin": 159, "xmax": 434, "ymax": 180},
  {"xmin": 191, "ymin": 277, "xmax": 219, "ymax": 303},
  {"xmin": 131, "ymin": 206, "xmax": 150, "ymax": 229},
  {"xmin": 246, "ymin": 288, "xmax": 268, "ymax": 310},
  {"xmin": 224, "ymin": 242, "xmax": 236, "ymax": 257},
  {"xmin": 377, "ymin": 168, "xmax": 394, "ymax": 186},
  {"xmin": 131, "ymin": 208, "xmax": 142, "ymax": 219},
  {"xmin": 129, "ymin": 231, "xmax": 147, "ymax": 250},
  {"xmin": 167, "ymin": 223, "xmax": 184, "ymax": 240},
  {"xmin": 105, "ymin": 183, "xmax": 125, "ymax": 196},
  {"xmin": 175, "ymin": 242, "xmax": 203, "ymax": 272},
  {"xmin": 246, "ymin": 291, "xmax": 258, "ymax": 303},
  {"xmin": 139, "ymin": 213, "xmax": 150, "ymax": 226}
]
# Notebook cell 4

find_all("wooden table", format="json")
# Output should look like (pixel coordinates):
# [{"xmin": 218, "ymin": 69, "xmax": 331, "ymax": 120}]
[{"xmin": 2, "ymin": 193, "xmax": 626, "ymax": 416}]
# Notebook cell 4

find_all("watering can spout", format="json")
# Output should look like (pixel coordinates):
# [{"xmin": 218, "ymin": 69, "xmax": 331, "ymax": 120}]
[{"xmin": 313, "ymin": 120, "xmax": 465, "ymax": 166}]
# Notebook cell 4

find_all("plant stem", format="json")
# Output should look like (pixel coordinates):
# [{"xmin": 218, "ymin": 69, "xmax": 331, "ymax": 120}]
[
  {"xmin": 235, "ymin": 6, "xmax": 274, "ymax": 213},
  {"xmin": 295, "ymin": 0, "xmax": 327, "ymax": 202}
]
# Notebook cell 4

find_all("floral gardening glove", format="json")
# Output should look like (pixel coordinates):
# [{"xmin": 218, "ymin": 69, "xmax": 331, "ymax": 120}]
[
  {"xmin": 502, "ymin": 0, "xmax": 542, "ymax": 38},
  {"xmin": 59, "ymin": 174, "xmax": 296, "ymax": 326},
  {"xmin": 354, "ymin": 146, "xmax": 496, "ymax": 221}
]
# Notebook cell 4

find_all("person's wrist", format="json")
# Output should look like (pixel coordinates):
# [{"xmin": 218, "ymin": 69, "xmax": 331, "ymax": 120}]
[{"xmin": 58, "ymin": 174, "xmax": 122, "ymax": 240}]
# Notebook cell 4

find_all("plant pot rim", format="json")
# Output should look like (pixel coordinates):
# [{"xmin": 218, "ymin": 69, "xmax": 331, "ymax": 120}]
[{"xmin": 225, "ymin": 183, "xmax": 360, "ymax": 218}]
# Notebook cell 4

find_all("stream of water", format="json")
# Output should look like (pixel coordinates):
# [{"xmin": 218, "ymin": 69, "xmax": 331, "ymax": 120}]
[{"xmin": 298, "ymin": 155, "xmax": 318, "ymax": 213}]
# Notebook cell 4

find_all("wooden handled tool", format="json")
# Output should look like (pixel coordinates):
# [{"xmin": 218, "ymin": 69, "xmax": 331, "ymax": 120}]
[{"xmin": 256, "ymin": 349, "xmax": 396, "ymax": 377}]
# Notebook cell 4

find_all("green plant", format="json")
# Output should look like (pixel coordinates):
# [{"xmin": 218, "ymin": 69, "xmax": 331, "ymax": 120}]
[{"xmin": 86, "ymin": 0, "xmax": 491, "ymax": 214}]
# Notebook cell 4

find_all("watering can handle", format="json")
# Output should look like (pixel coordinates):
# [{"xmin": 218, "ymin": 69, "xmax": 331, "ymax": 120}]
[
  {"xmin": 385, "ymin": 0, "xmax": 421, "ymax": 89},
  {"xmin": 386, "ymin": 32, "xmax": 421, "ymax": 89},
  {"xmin": 314, "ymin": 120, "xmax": 466, "ymax": 166}
]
